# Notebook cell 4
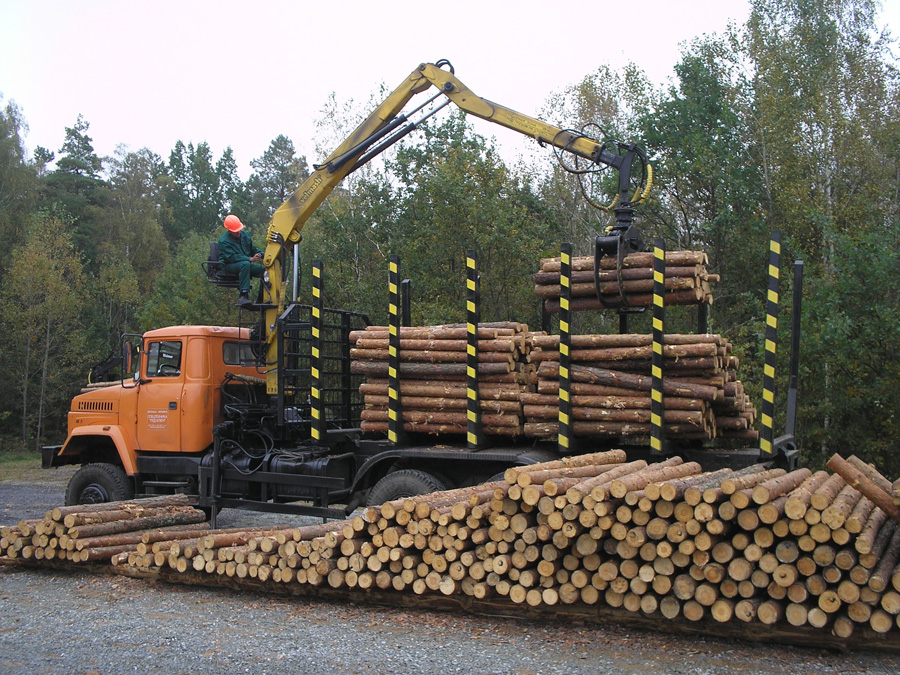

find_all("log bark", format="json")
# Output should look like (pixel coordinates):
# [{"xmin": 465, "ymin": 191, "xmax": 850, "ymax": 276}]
[
  {"xmin": 784, "ymin": 471, "xmax": 832, "ymax": 521},
  {"xmin": 538, "ymin": 251, "xmax": 709, "ymax": 273},
  {"xmin": 827, "ymin": 454, "xmax": 900, "ymax": 524},
  {"xmin": 536, "ymin": 362, "xmax": 719, "ymax": 401},
  {"xmin": 68, "ymin": 510, "xmax": 208, "ymax": 539}
]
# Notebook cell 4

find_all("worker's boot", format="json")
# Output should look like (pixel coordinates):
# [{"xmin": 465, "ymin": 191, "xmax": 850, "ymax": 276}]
[{"xmin": 236, "ymin": 291, "xmax": 253, "ymax": 308}]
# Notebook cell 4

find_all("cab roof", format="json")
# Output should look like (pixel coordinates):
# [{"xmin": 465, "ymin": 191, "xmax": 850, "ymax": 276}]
[{"xmin": 143, "ymin": 325, "xmax": 249, "ymax": 340}]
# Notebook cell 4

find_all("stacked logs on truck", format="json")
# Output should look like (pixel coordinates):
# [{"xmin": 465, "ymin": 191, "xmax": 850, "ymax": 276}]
[
  {"xmin": 7, "ymin": 452, "xmax": 900, "ymax": 647},
  {"xmin": 349, "ymin": 322, "xmax": 533, "ymax": 437},
  {"xmin": 0, "ymin": 494, "xmax": 210, "ymax": 564},
  {"xmin": 535, "ymin": 251, "xmax": 718, "ymax": 312},
  {"xmin": 521, "ymin": 333, "xmax": 756, "ymax": 442}
]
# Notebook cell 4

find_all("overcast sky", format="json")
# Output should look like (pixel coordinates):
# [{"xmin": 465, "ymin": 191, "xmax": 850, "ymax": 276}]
[{"xmin": 1, "ymin": 1, "xmax": 897, "ymax": 179}]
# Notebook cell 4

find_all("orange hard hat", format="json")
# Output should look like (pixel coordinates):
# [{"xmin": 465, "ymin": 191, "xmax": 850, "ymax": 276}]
[{"xmin": 223, "ymin": 214, "xmax": 244, "ymax": 232}]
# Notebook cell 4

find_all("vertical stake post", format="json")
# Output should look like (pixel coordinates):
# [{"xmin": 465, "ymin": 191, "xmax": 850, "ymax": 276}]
[
  {"xmin": 558, "ymin": 242, "xmax": 575, "ymax": 454},
  {"xmin": 401, "ymin": 279, "xmax": 412, "ymax": 327},
  {"xmin": 466, "ymin": 250, "xmax": 484, "ymax": 448},
  {"xmin": 310, "ymin": 259, "xmax": 325, "ymax": 443},
  {"xmin": 760, "ymin": 232, "xmax": 781, "ymax": 457},
  {"xmin": 650, "ymin": 240, "xmax": 666, "ymax": 455},
  {"xmin": 785, "ymin": 260, "xmax": 804, "ymax": 439},
  {"xmin": 388, "ymin": 254, "xmax": 405, "ymax": 445}
]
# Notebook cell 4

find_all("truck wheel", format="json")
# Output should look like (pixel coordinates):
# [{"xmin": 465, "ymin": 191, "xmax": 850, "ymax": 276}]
[
  {"xmin": 367, "ymin": 469, "xmax": 447, "ymax": 507},
  {"xmin": 65, "ymin": 463, "xmax": 135, "ymax": 506}
]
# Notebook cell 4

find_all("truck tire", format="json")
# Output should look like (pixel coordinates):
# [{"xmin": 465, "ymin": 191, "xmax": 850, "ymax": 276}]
[
  {"xmin": 65, "ymin": 463, "xmax": 135, "ymax": 506},
  {"xmin": 367, "ymin": 469, "xmax": 447, "ymax": 507}
]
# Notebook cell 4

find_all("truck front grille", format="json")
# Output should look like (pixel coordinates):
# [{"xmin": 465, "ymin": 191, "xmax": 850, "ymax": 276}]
[{"xmin": 76, "ymin": 400, "xmax": 115, "ymax": 412}]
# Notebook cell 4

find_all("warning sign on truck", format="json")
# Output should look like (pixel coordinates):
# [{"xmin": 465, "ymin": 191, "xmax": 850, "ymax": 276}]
[{"xmin": 146, "ymin": 410, "xmax": 169, "ymax": 430}]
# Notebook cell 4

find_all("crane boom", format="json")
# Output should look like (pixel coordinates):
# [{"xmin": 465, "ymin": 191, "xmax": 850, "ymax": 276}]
[{"xmin": 257, "ymin": 60, "xmax": 650, "ymax": 394}]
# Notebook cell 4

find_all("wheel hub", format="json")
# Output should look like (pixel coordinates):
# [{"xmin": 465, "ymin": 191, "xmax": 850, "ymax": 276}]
[{"xmin": 80, "ymin": 483, "xmax": 110, "ymax": 504}]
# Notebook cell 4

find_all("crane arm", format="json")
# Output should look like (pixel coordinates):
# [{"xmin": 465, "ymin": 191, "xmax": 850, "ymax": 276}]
[{"xmin": 258, "ymin": 61, "xmax": 650, "ymax": 394}]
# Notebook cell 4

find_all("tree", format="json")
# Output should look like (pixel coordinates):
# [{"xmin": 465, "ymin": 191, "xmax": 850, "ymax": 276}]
[
  {"xmin": 799, "ymin": 229, "xmax": 900, "ymax": 475},
  {"xmin": 137, "ymin": 232, "xmax": 237, "ymax": 330},
  {"xmin": 637, "ymin": 34, "xmax": 770, "ymax": 339},
  {"xmin": 537, "ymin": 64, "xmax": 656, "ymax": 252},
  {"xmin": 387, "ymin": 112, "xmax": 551, "ymax": 326},
  {"xmin": 248, "ymin": 134, "xmax": 309, "ymax": 218},
  {"xmin": 745, "ymin": 0, "xmax": 900, "ymax": 462},
  {"xmin": 746, "ymin": 0, "xmax": 895, "ymax": 263},
  {"xmin": 164, "ymin": 141, "xmax": 226, "ymax": 240},
  {"xmin": 87, "ymin": 146, "xmax": 172, "ymax": 348},
  {"xmin": 41, "ymin": 115, "xmax": 107, "ymax": 261},
  {"xmin": 0, "ymin": 96, "xmax": 38, "ymax": 259},
  {"xmin": 0, "ymin": 213, "xmax": 89, "ymax": 449}
]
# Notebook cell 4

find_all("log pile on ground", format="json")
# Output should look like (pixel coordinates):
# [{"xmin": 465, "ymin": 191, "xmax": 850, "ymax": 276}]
[
  {"xmin": 350, "ymin": 322, "xmax": 533, "ymax": 437},
  {"xmin": 7, "ymin": 452, "xmax": 900, "ymax": 649},
  {"xmin": 535, "ymin": 251, "xmax": 718, "ymax": 312},
  {"xmin": 0, "ymin": 494, "xmax": 209, "ymax": 563},
  {"xmin": 522, "ymin": 334, "xmax": 756, "ymax": 442}
]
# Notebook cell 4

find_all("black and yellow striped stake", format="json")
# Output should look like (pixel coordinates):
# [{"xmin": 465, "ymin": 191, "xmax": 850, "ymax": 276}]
[
  {"xmin": 650, "ymin": 239, "xmax": 666, "ymax": 454},
  {"xmin": 558, "ymin": 242, "xmax": 574, "ymax": 454},
  {"xmin": 310, "ymin": 259, "xmax": 325, "ymax": 442},
  {"xmin": 760, "ymin": 232, "xmax": 781, "ymax": 455},
  {"xmin": 387, "ymin": 254, "xmax": 405, "ymax": 445},
  {"xmin": 466, "ymin": 250, "xmax": 484, "ymax": 448}
]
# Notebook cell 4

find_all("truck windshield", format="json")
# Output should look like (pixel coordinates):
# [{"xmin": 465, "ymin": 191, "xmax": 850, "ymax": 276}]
[{"xmin": 146, "ymin": 341, "xmax": 182, "ymax": 377}]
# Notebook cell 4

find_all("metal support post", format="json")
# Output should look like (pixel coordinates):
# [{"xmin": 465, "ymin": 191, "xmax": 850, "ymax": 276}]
[
  {"xmin": 650, "ymin": 239, "xmax": 666, "ymax": 455},
  {"xmin": 558, "ymin": 242, "xmax": 575, "ymax": 454},
  {"xmin": 387, "ymin": 254, "xmax": 405, "ymax": 445},
  {"xmin": 785, "ymin": 260, "xmax": 804, "ymax": 439},
  {"xmin": 401, "ymin": 279, "xmax": 412, "ymax": 327},
  {"xmin": 466, "ymin": 250, "xmax": 484, "ymax": 448},
  {"xmin": 310, "ymin": 260, "xmax": 325, "ymax": 443},
  {"xmin": 760, "ymin": 232, "xmax": 781, "ymax": 457}
]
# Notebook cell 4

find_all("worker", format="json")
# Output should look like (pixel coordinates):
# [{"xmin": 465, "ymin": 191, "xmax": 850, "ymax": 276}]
[{"xmin": 218, "ymin": 214, "xmax": 265, "ymax": 307}]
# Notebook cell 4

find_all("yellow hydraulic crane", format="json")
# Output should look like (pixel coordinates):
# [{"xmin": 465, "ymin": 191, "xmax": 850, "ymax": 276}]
[{"xmin": 256, "ymin": 60, "xmax": 652, "ymax": 394}]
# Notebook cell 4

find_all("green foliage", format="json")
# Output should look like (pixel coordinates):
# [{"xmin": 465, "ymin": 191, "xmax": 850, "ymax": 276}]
[
  {"xmin": 163, "ymin": 141, "xmax": 236, "ymax": 240},
  {"xmin": 136, "ymin": 231, "xmax": 240, "ymax": 330},
  {"xmin": 387, "ymin": 112, "xmax": 553, "ymax": 327},
  {"xmin": 0, "ymin": 213, "xmax": 90, "ymax": 448},
  {"xmin": 798, "ymin": 229, "xmax": 900, "ymax": 474},
  {"xmin": 41, "ymin": 115, "xmax": 108, "ymax": 262},
  {"xmin": 0, "ymin": 9, "xmax": 898, "ymax": 472},
  {"xmin": 0, "ymin": 97, "xmax": 38, "ymax": 261}
]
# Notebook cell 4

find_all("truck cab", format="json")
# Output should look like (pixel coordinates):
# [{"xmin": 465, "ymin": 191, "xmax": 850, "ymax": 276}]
[{"xmin": 45, "ymin": 326, "xmax": 260, "ymax": 504}]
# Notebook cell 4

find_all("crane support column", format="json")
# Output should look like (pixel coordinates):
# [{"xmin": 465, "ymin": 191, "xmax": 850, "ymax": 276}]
[{"xmin": 760, "ymin": 232, "xmax": 781, "ymax": 456}]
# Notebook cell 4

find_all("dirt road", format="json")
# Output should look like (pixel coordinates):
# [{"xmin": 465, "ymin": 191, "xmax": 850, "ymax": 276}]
[{"xmin": 1, "ymin": 462, "xmax": 899, "ymax": 674}]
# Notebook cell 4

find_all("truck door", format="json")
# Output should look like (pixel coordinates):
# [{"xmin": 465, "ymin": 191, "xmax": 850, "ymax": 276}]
[{"xmin": 136, "ymin": 339, "xmax": 183, "ymax": 451}]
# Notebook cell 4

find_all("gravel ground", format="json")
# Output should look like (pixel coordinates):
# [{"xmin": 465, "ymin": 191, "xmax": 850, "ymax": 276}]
[{"xmin": 2, "ymin": 465, "xmax": 900, "ymax": 674}]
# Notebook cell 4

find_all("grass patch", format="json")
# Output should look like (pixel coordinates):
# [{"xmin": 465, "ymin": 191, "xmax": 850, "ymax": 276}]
[{"xmin": 0, "ymin": 450, "xmax": 41, "ymax": 464}]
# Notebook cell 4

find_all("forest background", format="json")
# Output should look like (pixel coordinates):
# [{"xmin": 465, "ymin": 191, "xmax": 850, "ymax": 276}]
[{"xmin": 1, "ymin": 0, "xmax": 898, "ymax": 474}]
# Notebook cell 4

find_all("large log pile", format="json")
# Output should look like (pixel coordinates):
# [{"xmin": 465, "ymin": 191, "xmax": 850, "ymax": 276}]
[
  {"xmin": 522, "ymin": 334, "xmax": 757, "ymax": 442},
  {"xmin": 350, "ymin": 322, "xmax": 534, "ymax": 437},
  {"xmin": 0, "ymin": 494, "xmax": 209, "ymax": 563},
  {"xmin": 348, "ymin": 323, "xmax": 756, "ymax": 444},
  {"xmin": 4, "ymin": 452, "xmax": 900, "ymax": 649},
  {"xmin": 535, "ymin": 251, "xmax": 718, "ymax": 312}
]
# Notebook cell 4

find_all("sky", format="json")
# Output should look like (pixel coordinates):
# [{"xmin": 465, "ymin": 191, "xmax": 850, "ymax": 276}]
[{"xmin": 1, "ymin": 0, "xmax": 898, "ymax": 179}]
